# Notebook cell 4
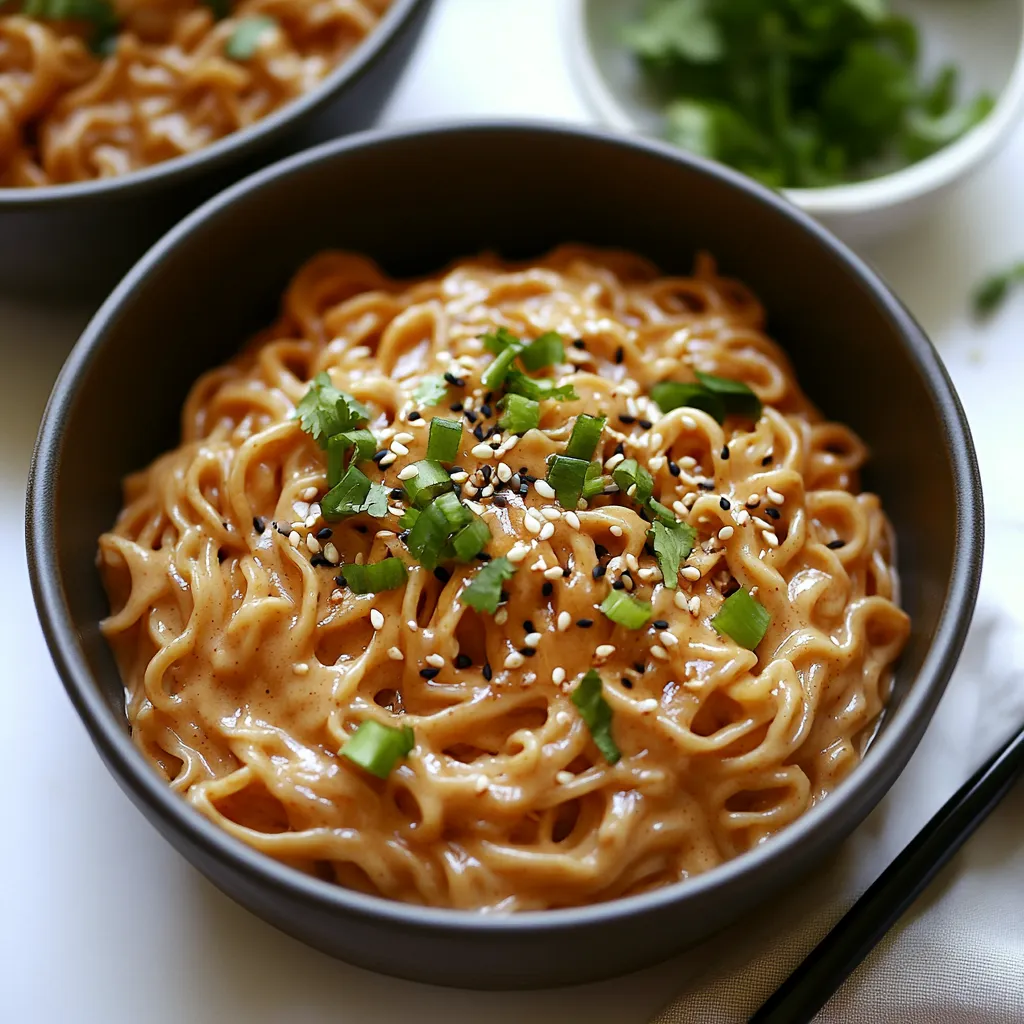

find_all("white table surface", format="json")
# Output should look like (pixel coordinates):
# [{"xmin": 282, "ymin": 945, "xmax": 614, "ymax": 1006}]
[{"xmin": 3, "ymin": 2, "xmax": 1024, "ymax": 1021}]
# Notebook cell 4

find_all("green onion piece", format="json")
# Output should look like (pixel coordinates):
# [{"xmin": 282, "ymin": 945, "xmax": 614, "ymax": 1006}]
[
  {"xmin": 611, "ymin": 458, "xmax": 654, "ymax": 504},
  {"xmin": 432, "ymin": 490, "xmax": 472, "ymax": 533},
  {"xmin": 712, "ymin": 588, "xmax": 772, "ymax": 650},
  {"xmin": 402, "ymin": 460, "xmax": 452, "ymax": 508},
  {"xmin": 571, "ymin": 670, "xmax": 620, "ymax": 764},
  {"xmin": 461, "ymin": 556, "xmax": 517, "ymax": 614},
  {"xmin": 322, "ymin": 464, "xmax": 370, "ymax": 519},
  {"xmin": 296, "ymin": 371, "xmax": 369, "ymax": 449},
  {"xmin": 451, "ymin": 518, "xmax": 491, "ymax": 561},
  {"xmin": 426, "ymin": 417, "xmax": 462, "ymax": 463},
  {"xmin": 583, "ymin": 460, "xmax": 607, "ymax": 499},
  {"xmin": 648, "ymin": 518, "xmax": 696, "ymax": 590},
  {"xmin": 546, "ymin": 454, "xmax": 590, "ymax": 510},
  {"xmin": 519, "ymin": 331, "xmax": 565, "ymax": 371},
  {"xmin": 341, "ymin": 557, "xmax": 408, "ymax": 595},
  {"xmin": 565, "ymin": 413, "xmax": 606, "ymax": 462},
  {"xmin": 480, "ymin": 326, "xmax": 522, "ymax": 354},
  {"xmin": 694, "ymin": 371, "xmax": 762, "ymax": 421},
  {"xmin": 327, "ymin": 429, "xmax": 375, "ymax": 486},
  {"xmin": 497, "ymin": 394, "xmax": 540, "ymax": 434},
  {"xmin": 504, "ymin": 370, "xmax": 578, "ymax": 402},
  {"xmin": 412, "ymin": 375, "xmax": 449, "ymax": 407},
  {"xmin": 225, "ymin": 14, "xmax": 276, "ymax": 61},
  {"xmin": 649, "ymin": 381, "xmax": 726, "ymax": 423},
  {"xmin": 481, "ymin": 346, "xmax": 520, "ymax": 391},
  {"xmin": 340, "ymin": 720, "xmax": 414, "ymax": 779},
  {"xmin": 405, "ymin": 499, "xmax": 450, "ymax": 570},
  {"xmin": 398, "ymin": 506, "xmax": 420, "ymax": 531},
  {"xmin": 599, "ymin": 590, "xmax": 653, "ymax": 629}
]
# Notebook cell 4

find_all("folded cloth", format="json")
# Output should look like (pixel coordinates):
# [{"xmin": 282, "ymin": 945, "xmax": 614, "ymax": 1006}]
[{"xmin": 652, "ymin": 549, "xmax": 1024, "ymax": 1024}]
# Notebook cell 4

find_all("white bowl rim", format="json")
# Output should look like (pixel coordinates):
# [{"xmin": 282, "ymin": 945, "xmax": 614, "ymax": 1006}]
[{"xmin": 564, "ymin": 0, "xmax": 1024, "ymax": 216}]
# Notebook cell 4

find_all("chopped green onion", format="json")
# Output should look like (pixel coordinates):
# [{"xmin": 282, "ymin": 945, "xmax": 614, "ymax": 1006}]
[
  {"xmin": 481, "ymin": 346, "xmax": 520, "ymax": 391},
  {"xmin": 519, "ymin": 331, "xmax": 565, "ymax": 372},
  {"xmin": 402, "ymin": 460, "xmax": 452, "ymax": 508},
  {"xmin": 648, "ymin": 519, "xmax": 696, "ymax": 590},
  {"xmin": 546, "ymin": 454, "xmax": 590, "ymax": 510},
  {"xmin": 340, "ymin": 720, "xmax": 414, "ymax": 779},
  {"xmin": 480, "ymin": 326, "xmax": 522, "ymax": 354},
  {"xmin": 426, "ymin": 417, "xmax": 462, "ymax": 463},
  {"xmin": 432, "ymin": 490, "xmax": 472, "ymax": 533},
  {"xmin": 341, "ymin": 557, "xmax": 408, "ymax": 594},
  {"xmin": 498, "ymin": 394, "xmax": 540, "ymax": 434},
  {"xmin": 327, "ymin": 428, "xmax": 375, "ymax": 486},
  {"xmin": 461, "ymin": 556, "xmax": 517, "ymax": 614},
  {"xmin": 398, "ymin": 506, "xmax": 420, "ymax": 531},
  {"xmin": 565, "ymin": 414, "xmax": 606, "ymax": 462},
  {"xmin": 611, "ymin": 458, "xmax": 653, "ymax": 504},
  {"xmin": 296, "ymin": 372, "xmax": 369, "ymax": 449},
  {"xmin": 405, "ymin": 499, "xmax": 451, "ymax": 570},
  {"xmin": 599, "ymin": 590, "xmax": 653, "ymax": 629},
  {"xmin": 571, "ymin": 670, "xmax": 620, "ymax": 764},
  {"xmin": 712, "ymin": 588, "xmax": 772, "ymax": 650},
  {"xmin": 450, "ymin": 517, "xmax": 491, "ymax": 561},
  {"xmin": 412, "ymin": 375, "xmax": 449, "ymax": 407},
  {"xmin": 225, "ymin": 14, "xmax": 276, "ymax": 61},
  {"xmin": 504, "ymin": 370, "xmax": 578, "ymax": 402},
  {"xmin": 694, "ymin": 371, "xmax": 762, "ymax": 421},
  {"xmin": 583, "ymin": 460, "xmax": 608, "ymax": 499},
  {"xmin": 649, "ymin": 381, "xmax": 726, "ymax": 423}
]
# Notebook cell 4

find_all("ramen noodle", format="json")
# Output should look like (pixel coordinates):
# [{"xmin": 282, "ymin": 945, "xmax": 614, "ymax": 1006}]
[
  {"xmin": 98, "ymin": 246, "xmax": 910, "ymax": 911},
  {"xmin": 0, "ymin": 0, "xmax": 393, "ymax": 186}
]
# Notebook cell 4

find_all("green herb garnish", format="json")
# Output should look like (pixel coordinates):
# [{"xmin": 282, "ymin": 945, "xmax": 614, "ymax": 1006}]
[
  {"xmin": 321, "ymin": 465, "xmax": 388, "ymax": 520},
  {"xmin": 426, "ymin": 417, "xmax": 463, "ymax": 463},
  {"xmin": 461, "ymin": 556, "xmax": 517, "ymax": 614},
  {"xmin": 498, "ymin": 394, "xmax": 540, "ymax": 434},
  {"xmin": 327, "ymin": 428, "xmax": 375, "ymax": 487},
  {"xmin": 402, "ymin": 459, "xmax": 453, "ymax": 508},
  {"xmin": 546, "ymin": 454, "xmax": 591, "ymax": 510},
  {"xmin": 296, "ymin": 372, "xmax": 369, "ymax": 449},
  {"xmin": 450, "ymin": 517, "xmax": 491, "ymax": 562},
  {"xmin": 519, "ymin": 331, "xmax": 565, "ymax": 372},
  {"xmin": 599, "ymin": 590, "xmax": 653, "ymax": 629},
  {"xmin": 648, "ymin": 518, "xmax": 696, "ymax": 590},
  {"xmin": 694, "ymin": 371, "xmax": 762, "ymax": 421},
  {"xmin": 711, "ymin": 587, "xmax": 772, "ymax": 650},
  {"xmin": 340, "ymin": 720, "xmax": 414, "ymax": 779},
  {"xmin": 974, "ymin": 263, "xmax": 1024, "ymax": 319},
  {"xmin": 412, "ymin": 375, "xmax": 449, "ymax": 407},
  {"xmin": 225, "ymin": 14, "xmax": 276, "ymax": 61},
  {"xmin": 611, "ymin": 458, "xmax": 654, "ymax": 504},
  {"xmin": 23, "ymin": 0, "xmax": 118, "ymax": 54},
  {"xmin": 504, "ymin": 370, "xmax": 578, "ymax": 403},
  {"xmin": 340, "ymin": 557, "xmax": 408, "ymax": 595},
  {"xmin": 571, "ymin": 670, "xmax": 621, "ymax": 764},
  {"xmin": 649, "ymin": 373, "xmax": 760, "ymax": 423},
  {"xmin": 565, "ymin": 414, "xmax": 606, "ymax": 462}
]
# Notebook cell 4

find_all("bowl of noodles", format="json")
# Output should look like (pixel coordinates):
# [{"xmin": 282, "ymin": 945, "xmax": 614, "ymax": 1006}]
[
  {"xmin": 0, "ymin": 0, "xmax": 431, "ymax": 297},
  {"xmin": 28, "ymin": 122, "xmax": 983, "ymax": 988}
]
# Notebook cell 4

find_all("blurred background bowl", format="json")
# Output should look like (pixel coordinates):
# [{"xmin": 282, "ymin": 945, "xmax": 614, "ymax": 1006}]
[
  {"xmin": 565, "ymin": 0, "xmax": 1024, "ymax": 246},
  {"xmin": 28, "ymin": 122, "xmax": 982, "ymax": 988},
  {"xmin": 0, "ymin": 0, "xmax": 432, "ymax": 301}
]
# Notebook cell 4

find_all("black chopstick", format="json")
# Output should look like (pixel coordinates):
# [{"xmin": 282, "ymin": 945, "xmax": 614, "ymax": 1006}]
[{"xmin": 750, "ymin": 719, "xmax": 1024, "ymax": 1024}]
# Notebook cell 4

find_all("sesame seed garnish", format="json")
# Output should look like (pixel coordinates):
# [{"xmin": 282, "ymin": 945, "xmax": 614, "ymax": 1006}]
[
  {"xmin": 474, "ymin": 775, "xmax": 490, "ymax": 794},
  {"xmin": 470, "ymin": 442, "xmax": 493, "ymax": 459},
  {"xmin": 650, "ymin": 645, "xmax": 669, "ymax": 661},
  {"xmin": 419, "ymin": 667, "xmax": 440, "ymax": 680},
  {"xmin": 496, "ymin": 462, "xmax": 513, "ymax": 483},
  {"xmin": 388, "ymin": 506, "xmax": 405, "ymax": 518},
  {"xmin": 390, "ymin": 440, "xmax": 409, "ymax": 457},
  {"xmin": 763, "ymin": 530, "xmax": 780, "ymax": 547},
  {"xmin": 542, "ymin": 581, "xmax": 553, "ymax": 596},
  {"xmin": 765, "ymin": 507, "xmax": 781, "ymax": 520},
  {"xmin": 595, "ymin": 644, "xmax": 616, "ymax": 659},
  {"xmin": 534, "ymin": 479, "xmax": 556, "ymax": 500},
  {"xmin": 605, "ymin": 452, "xmax": 625, "ymax": 471},
  {"xmin": 576, "ymin": 618, "xmax": 594, "ymax": 629},
  {"xmin": 495, "ymin": 608, "xmax": 508, "ymax": 624},
  {"xmin": 426, "ymin": 653, "xmax": 445, "ymax": 669},
  {"xmin": 735, "ymin": 509, "xmax": 750, "ymax": 525},
  {"xmin": 681, "ymin": 565, "xmax": 701, "ymax": 581},
  {"xmin": 552, "ymin": 667, "xmax": 566, "ymax": 685},
  {"xmin": 369, "ymin": 609, "xmax": 384, "ymax": 630},
  {"xmin": 506, "ymin": 543, "xmax": 530, "ymax": 563},
  {"xmin": 563, "ymin": 511, "xmax": 581, "ymax": 530},
  {"xmin": 720, "ymin": 446, "xmax": 729, "ymax": 460},
  {"xmin": 434, "ymin": 566, "xmax": 451, "ymax": 583},
  {"xmin": 718, "ymin": 526, "xmax": 734, "ymax": 541},
  {"xmin": 648, "ymin": 455, "xmax": 665, "ymax": 472},
  {"xmin": 592, "ymin": 565, "xmax": 607, "ymax": 580},
  {"xmin": 524, "ymin": 516, "xmax": 541, "ymax": 535},
  {"xmin": 674, "ymin": 591, "xmax": 688, "ymax": 610},
  {"xmin": 610, "ymin": 525, "xmax": 624, "ymax": 537},
  {"xmin": 828, "ymin": 539, "xmax": 846, "ymax": 550},
  {"xmin": 293, "ymin": 500, "xmax": 310, "ymax": 518},
  {"xmin": 504, "ymin": 651, "xmax": 525, "ymax": 669},
  {"xmin": 766, "ymin": 487, "xmax": 785, "ymax": 505},
  {"xmin": 293, "ymin": 662, "xmax": 309, "ymax": 675},
  {"xmin": 387, "ymin": 647, "xmax": 404, "ymax": 661},
  {"xmin": 407, "ymin": 619, "xmax": 418, "ymax": 631},
  {"xmin": 524, "ymin": 631, "xmax": 542, "ymax": 647},
  {"xmin": 397, "ymin": 465, "xmax": 419, "ymax": 481},
  {"xmin": 305, "ymin": 534, "xmax": 320, "ymax": 554},
  {"xmin": 638, "ymin": 698, "xmax": 659, "ymax": 713},
  {"xmin": 746, "ymin": 494, "xmax": 761, "ymax": 508},
  {"xmin": 719, "ymin": 496, "xmax": 731, "ymax": 511},
  {"xmin": 531, "ymin": 557, "xmax": 548, "ymax": 571},
  {"xmin": 688, "ymin": 596, "xmax": 701, "ymax": 615},
  {"xmin": 540, "ymin": 506, "xmax": 560, "ymax": 521},
  {"xmin": 557, "ymin": 611, "xmax": 572, "ymax": 632},
  {"xmin": 288, "ymin": 530, "xmax": 301, "ymax": 548},
  {"xmin": 625, "ymin": 553, "xmax": 639, "ymax": 572},
  {"xmin": 379, "ymin": 451, "xmax": 398, "ymax": 467},
  {"xmin": 556, "ymin": 769, "xmax": 575, "ymax": 786},
  {"xmin": 660, "ymin": 631, "xmax": 679, "ymax": 647},
  {"xmin": 482, "ymin": 663, "xmax": 493, "ymax": 681},
  {"xmin": 407, "ymin": 411, "xmax": 421, "ymax": 421},
  {"xmin": 538, "ymin": 522, "xmax": 555, "ymax": 541},
  {"xmin": 450, "ymin": 471, "xmax": 469, "ymax": 483},
  {"xmin": 543, "ymin": 565, "xmax": 564, "ymax": 580}
]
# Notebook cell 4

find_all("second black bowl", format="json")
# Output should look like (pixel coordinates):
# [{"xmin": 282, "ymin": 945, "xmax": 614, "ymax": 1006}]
[{"xmin": 28, "ymin": 122, "xmax": 982, "ymax": 988}]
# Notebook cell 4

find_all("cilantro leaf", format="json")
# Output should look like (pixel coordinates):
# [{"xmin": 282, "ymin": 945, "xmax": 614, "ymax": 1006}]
[
  {"xmin": 649, "ymin": 518, "xmax": 697, "ymax": 590},
  {"xmin": 571, "ymin": 670, "xmax": 621, "ymax": 764},
  {"xmin": 461, "ymin": 557, "xmax": 516, "ymax": 615},
  {"xmin": 504, "ymin": 369, "xmax": 578, "ymax": 402},
  {"xmin": 322, "ymin": 465, "xmax": 388, "ymax": 520},
  {"xmin": 623, "ymin": 0, "xmax": 723, "ymax": 64},
  {"xmin": 973, "ymin": 263, "xmax": 1024, "ymax": 319},
  {"xmin": 412, "ymin": 375, "xmax": 449, "ymax": 407},
  {"xmin": 296, "ymin": 372, "xmax": 369, "ymax": 449}
]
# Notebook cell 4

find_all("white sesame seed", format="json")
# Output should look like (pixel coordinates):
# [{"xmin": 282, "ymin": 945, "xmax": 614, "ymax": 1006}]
[
  {"xmin": 650, "ymin": 433, "xmax": 664, "ymax": 449},
  {"xmin": 379, "ymin": 451, "xmax": 398, "ymax": 467},
  {"xmin": 480, "ymin": 485, "xmax": 495, "ymax": 498},
  {"xmin": 638, "ymin": 698, "xmax": 659, "ymax": 712},
  {"xmin": 450, "ymin": 471, "xmax": 469, "ymax": 483},
  {"xmin": 375, "ymin": 530, "xmax": 395, "ymax": 540},
  {"xmin": 718, "ymin": 526, "xmax": 735, "ymax": 541},
  {"xmin": 354, "ymin": 553, "xmax": 364, "ymax": 565},
  {"xmin": 407, "ymin": 619, "xmax": 418, "ymax": 631},
  {"xmin": 681, "ymin": 565, "xmax": 701, "ymax": 581},
  {"xmin": 674, "ymin": 590, "xmax": 688, "ymax": 610},
  {"xmin": 625, "ymin": 553, "xmax": 639, "ymax": 572},
  {"xmin": 638, "ymin": 568, "xmax": 657, "ymax": 581},
  {"xmin": 388, "ymin": 506, "xmax": 405, "ymax": 518},
  {"xmin": 555, "ymin": 710, "xmax": 572, "ymax": 725},
  {"xmin": 301, "ymin": 486, "xmax": 319, "ymax": 501},
  {"xmin": 626, "ymin": 397, "xmax": 638, "ymax": 416},
  {"xmin": 387, "ymin": 646, "xmax": 403, "ymax": 661},
  {"xmin": 680, "ymin": 456, "xmax": 697, "ymax": 469},
  {"xmin": 627, "ymin": 484, "xmax": 637, "ymax": 497},
  {"xmin": 410, "ymin": 417, "xmax": 427, "ymax": 428},
  {"xmin": 688, "ymin": 596, "xmax": 701, "ymax": 616},
  {"xmin": 369, "ymin": 608, "xmax": 384, "ymax": 630},
  {"xmin": 746, "ymin": 493, "xmax": 761, "ymax": 507},
  {"xmin": 465, "ymin": 500, "xmax": 486, "ymax": 515},
  {"xmin": 610, "ymin": 525, "xmax": 624, "ymax": 537},
  {"xmin": 393, "ymin": 432, "xmax": 415, "ymax": 445},
  {"xmin": 496, "ymin": 462, "xmax": 513, "ymax": 483},
  {"xmin": 556, "ymin": 770, "xmax": 574, "ymax": 785},
  {"xmin": 557, "ymin": 611, "xmax": 572, "ymax": 632},
  {"xmin": 304, "ymin": 514, "xmax": 318, "ymax": 529},
  {"xmin": 649, "ymin": 456, "xmax": 665, "ymax": 471},
  {"xmin": 651, "ymin": 644, "xmax": 669, "ymax": 660},
  {"xmin": 735, "ymin": 509, "xmax": 750, "ymax": 525},
  {"xmin": 524, "ymin": 515, "xmax": 541, "ymax": 535},
  {"xmin": 293, "ymin": 662, "xmax": 309, "ymax": 675},
  {"xmin": 291, "ymin": 521, "xmax": 306, "ymax": 532},
  {"xmin": 763, "ymin": 530, "xmax": 780, "ymax": 547},
  {"xmin": 552, "ymin": 667, "xmax": 566, "ymax": 685},
  {"xmin": 681, "ymin": 415, "xmax": 697, "ymax": 430},
  {"xmin": 525, "ymin": 631, "xmax": 542, "ymax": 647},
  {"xmin": 683, "ymin": 492, "xmax": 698, "ymax": 508},
  {"xmin": 288, "ymin": 531, "xmax": 301, "ymax": 548},
  {"xmin": 673, "ymin": 500, "xmax": 688, "ymax": 517},
  {"xmin": 540, "ymin": 506, "xmax": 560, "ymax": 521},
  {"xmin": 595, "ymin": 644, "xmax": 616, "ymax": 658},
  {"xmin": 306, "ymin": 534, "xmax": 320, "ymax": 553},
  {"xmin": 390, "ymin": 441, "xmax": 409, "ymax": 457},
  {"xmin": 531, "ymin": 558, "xmax": 548, "ymax": 572},
  {"xmin": 495, "ymin": 608, "xmax": 508, "ymax": 625},
  {"xmin": 475, "ymin": 775, "xmax": 490, "ymax": 794},
  {"xmin": 506, "ymin": 543, "xmax": 530, "ymax": 564},
  {"xmin": 504, "ymin": 651, "xmax": 525, "ymax": 669},
  {"xmin": 759, "ymin": 549, "xmax": 767, "ymax": 560},
  {"xmin": 538, "ymin": 522, "xmax": 555, "ymax": 541},
  {"xmin": 831, "ymin": 636, "xmax": 841, "ymax": 646},
  {"xmin": 660, "ymin": 631, "xmax": 679, "ymax": 647},
  {"xmin": 471, "ymin": 443, "xmax": 494, "ymax": 460},
  {"xmin": 397, "ymin": 464, "xmax": 419, "ymax": 480},
  {"xmin": 604, "ymin": 453, "xmax": 625, "ymax": 471},
  {"xmin": 563, "ymin": 511, "xmax": 581, "ymax": 529},
  {"xmin": 543, "ymin": 566, "xmax": 564, "ymax": 580},
  {"xmin": 767, "ymin": 487, "xmax": 785, "ymax": 505},
  {"xmin": 292, "ymin": 500, "xmax": 310, "ymax": 518},
  {"xmin": 426, "ymin": 653, "xmax": 445, "ymax": 668},
  {"xmin": 535, "ymin": 479, "xmax": 556, "ymax": 499},
  {"xmin": 310, "ymin": 502, "xmax": 322, "ymax": 519}
]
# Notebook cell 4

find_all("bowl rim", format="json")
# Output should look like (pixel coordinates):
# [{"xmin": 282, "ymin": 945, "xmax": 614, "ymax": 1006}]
[
  {"xmin": 563, "ymin": 0, "xmax": 1024, "ymax": 216},
  {"xmin": 27, "ymin": 119, "xmax": 984, "ymax": 937},
  {"xmin": 0, "ymin": 0, "xmax": 428, "ymax": 209}
]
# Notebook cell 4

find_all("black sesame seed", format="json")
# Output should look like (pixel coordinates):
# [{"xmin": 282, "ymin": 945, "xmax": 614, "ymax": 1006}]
[
  {"xmin": 390, "ymin": 488, "xmax": 404, "ymax": 500},
  {"xmin": 499, "ymin": 589, "xmax": 510, "ymax": 603},
  {"xmin": 652, "ymin": 619, "xmax": 669, "ymax": 630},
  {"xmin": 698, "ymin": 480, "xmax": 715, "ymax": 491},
  {"xmin": 444, "ymin": 372, "xmax": 465, "ymax": 388},
  {"xmin": 765, "ymin": 507, "xmax": 781, "ymax": 520},
  {"xmin": 398, "ymin": 530, "xmax": 411, "ymax": 542},
  {"xmin": 334, "ymin": 576, "xmax": 345, "ymax": 587},
  {"xmin": 523, "ymin": 619, "xmax": 535, "ymax": 633},
  {"xmin": 478, "ymin": 552, "xmax": 492, "ymax": 562},
  {"xmin": 480, "ymin": 404, "xmax": 492, "ymax": 418},
  {"xmin": 612, "ymin": 580, "xmax": 625, "ymax": 591},
  {"xmin": 493, "ymin": 493, "xmax": 508, "ymax": 508},
  {"xmin": 310, "ymin": 554, "xmax": 329, "ymax": 568},
  {"xmin": 481, "ymin": 465, "xmax": 492, "ymax": 483},
  {"xmin": 419, "ymin": 667, "xmax": 440, "ymax": 680},
  {"xmin": 372, "ymin": 449, "xmax": 389, "ymax": 464},
  {"xmin": 450, "ymin": 402, "xmax": 464, "ymax": 413},
  {"xmin": 721, "ymin": 446, "xmax": 730, "ymax": 460},
  {"xmin": 434, "ymin": 566, "xmax": 451, "ymax": 583},
  {"xmin": 252, "ymin": 516, "xmax": 266, "ymax": 534},
  {"xmin": 482, "ymin": 663, "xmax": 493, "ymax": 681},
  {"xmin": 614, "ymin": 346, "xmax": 624, "ymax": 364},
  {"xmin": 633, "ymin": 662, "xmax": 645, "ymax": 674},
  {"xmin": 316, "ymin": 527, "xmax": 333, "ymax": 539},
  {"xmin": 408, "ymin": 411, "xmax": 421, "ymax": 421},
  {"xmin": 618, "ymin": 414, "xmax": 636, "ymax": 425},
  {"xmin": 572, "ymin": 338, "xmax": 586, "ymax": 350},
  {"xmin": 562, "ymin": 566, "xmax": 571, "ymax": 578},
  {"xmin": 719, "ymin": 496, "xmax": 731, "ymax": 510},
  {"xmin": 522, "ymin": 473, "xmax": 537, "ymax": 484},
  {"xmin": 621, "ymin": 677, "xmax": 634, "ymax": 689},
  {"xmin": 520, "ymin": 646, "xmax": 537, "ymax": 657},
  {"xmin": 542, "ymin": 581, "xmax": 553, "ymax": 596},
  {"xmin": 668, "ymin": 460, "xmax": 681, "ymax": 477},
  {"xmin": 595, "ymin": 544, "xmax": 610, "ymax": 559},
  {"xmin": 593, "ymin": 565, "xmax": 607, "ymax": 579},
  {"xmin": 464, "ymin": 409, "xmax": 478, "ymax": 424},
  {"xmin": 638, "ymin": 418, "xmax": 653, "ymax": 430},
  {"xmin": 520, "ymin": 483, "xmax": 529, "ymax": 497},
  {"xmin": 484, "ymin": 391, "xmax": 493, "ymax": 404},
  {"xmin": 454, "ymin": 654, "xmax": 472, "ymax": 669},
  {"xmin": 761, "ymin": 454, "xmax": 774, "ymax": 466},
  {"xmin": 828, "ymin": 539, "xmax": 846, "ymax": 550},
  {"xmin": 473, "ymin": 424, "xmax": 485, "ymax": 441},
  {"xmin": 576, "ymin": 618, "xmax": 594, "ymax": 629},
  {"xmin": 614, "ymin": 441, "xmax": 625, "ymax": 456}
]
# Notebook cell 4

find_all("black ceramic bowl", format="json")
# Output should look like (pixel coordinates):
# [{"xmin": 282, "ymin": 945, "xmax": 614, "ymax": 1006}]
[
  {"xmin": 0, "ymin": 0, "xmax": 431, "ymax": 300},
  {"xmin": 28, "ymin": 122, "xmax": 983, "ymax": 990}
]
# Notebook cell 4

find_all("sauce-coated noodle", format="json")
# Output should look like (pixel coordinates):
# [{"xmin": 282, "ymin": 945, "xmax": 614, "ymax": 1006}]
[{"xmin": 99, "ymin": 247, "xmax": 910, "ymax": 910}]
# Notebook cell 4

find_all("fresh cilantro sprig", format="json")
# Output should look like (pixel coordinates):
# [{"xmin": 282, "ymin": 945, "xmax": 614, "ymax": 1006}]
[
  {"xmin": 461, "ymin": 557, "xmax": 517, "ymax": 615},
  {"xmin": 295, "ymin": 372, "xmax": 370, "ymax": 449}
]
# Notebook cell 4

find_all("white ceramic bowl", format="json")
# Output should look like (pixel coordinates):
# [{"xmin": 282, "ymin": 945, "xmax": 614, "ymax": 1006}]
[{"xmin": 565, "ymin": 0, "xmax": 1024, "ymax": 246}]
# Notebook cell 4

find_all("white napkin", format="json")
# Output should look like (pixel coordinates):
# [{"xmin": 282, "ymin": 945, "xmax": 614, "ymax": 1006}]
[{"xmin": 651, "ymin": 556, "xmax": 1024, "ymax": 1023}]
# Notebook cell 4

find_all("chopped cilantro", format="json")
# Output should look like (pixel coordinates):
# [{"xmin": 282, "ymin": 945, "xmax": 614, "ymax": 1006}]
[{"xmin": 461, "ymin": 556, "xmax": 517, "ymax": 615}]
